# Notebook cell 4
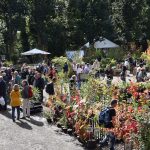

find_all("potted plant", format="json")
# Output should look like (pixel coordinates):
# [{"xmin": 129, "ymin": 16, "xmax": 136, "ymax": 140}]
[
  {"xmin": 43, "ymin": 108, "xmax": 53, "ymax": 124},
  {"xmin": 58, "ymin": 115, "xmax": 68, "ymax": 133}
]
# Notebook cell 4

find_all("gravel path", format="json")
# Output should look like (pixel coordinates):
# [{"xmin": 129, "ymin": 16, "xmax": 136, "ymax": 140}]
[
  {"xmin": 0, "ymin": 109, "xmax": 83, "ymax": 150},
  {"xmin": 0, "ymin": 108, "xmax": 125, "ymax": 150}
]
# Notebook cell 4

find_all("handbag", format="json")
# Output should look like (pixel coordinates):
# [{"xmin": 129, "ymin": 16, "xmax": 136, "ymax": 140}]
[{"xmin": 0, "ymin": 97, "xmax": 5, "ymax": 106}]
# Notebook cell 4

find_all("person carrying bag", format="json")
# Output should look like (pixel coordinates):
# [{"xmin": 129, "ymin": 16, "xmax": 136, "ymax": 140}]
[{"xmin": 21, "ymin": 80, "xmax": 32, "ymax": 119}]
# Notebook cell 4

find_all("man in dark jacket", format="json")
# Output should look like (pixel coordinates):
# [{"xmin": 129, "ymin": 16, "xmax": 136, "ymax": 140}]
[
  {"xmin": 45, "ymin": 78, "xmax": 56, "ymax": 96},
  {"xmin": 0, "ymin": 76, "xmax": 7, "ymax": 110},
  {"xmin": 33, "ymin": 73, "xmax": 45, "ymax": 103},
  {"xmin": 99, "ymin": 100, "xmax": 117, "ymax": 150}
]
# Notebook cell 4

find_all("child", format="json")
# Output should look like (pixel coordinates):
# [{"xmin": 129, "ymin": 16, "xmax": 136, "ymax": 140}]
[{"xmin": 10, "ymin": 84, "xmax": 21, "ymax": 122}]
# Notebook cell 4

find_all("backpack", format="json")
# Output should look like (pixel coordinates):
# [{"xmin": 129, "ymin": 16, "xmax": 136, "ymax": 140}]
[
  {"xmin": 137, "ymin": 71, "xmax": 142, "ymax": 78},
  {"xmin": 28, "ymin": 86, "xmax": 33, "ymax": 98},
  {"xmin": 99, "ymin": 107, "xmax": 111, "ymax": 126}
]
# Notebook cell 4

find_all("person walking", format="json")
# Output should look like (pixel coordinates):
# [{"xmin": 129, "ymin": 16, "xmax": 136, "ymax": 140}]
[
  {"xmin": 10, "ymin": 84, "xmax": 21, "ymax": 122},
  {"xmin": 0, "ymin": 76, "xmax": 7, "ymax": 110},
  {"xmin": 21, "ymin": 80, "xmax": 31, "ymax": 119}
]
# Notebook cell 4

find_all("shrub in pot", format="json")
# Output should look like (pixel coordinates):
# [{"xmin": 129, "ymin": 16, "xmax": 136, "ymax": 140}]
[{"xmin": 43, "ymin": 109, "xmax": 53, "ymax": 124}]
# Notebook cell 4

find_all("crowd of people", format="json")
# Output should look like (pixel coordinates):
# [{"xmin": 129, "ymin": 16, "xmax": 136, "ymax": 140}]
[
  {"xmin": 70, "ymin": 54, "xmax": 148, "ymax": 87},
  {"xmin": 0, "ymin": 62, "xmax": 56, "ymax": 122},
  {"xmin": 0, "ymin": 55, "xmax": 148, "ymax": 116}
]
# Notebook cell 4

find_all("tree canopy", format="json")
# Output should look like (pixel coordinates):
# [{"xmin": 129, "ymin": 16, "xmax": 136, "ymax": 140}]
[{"xmin": 0, "ymin": 0, "xmax": 150, "ymax": 59}]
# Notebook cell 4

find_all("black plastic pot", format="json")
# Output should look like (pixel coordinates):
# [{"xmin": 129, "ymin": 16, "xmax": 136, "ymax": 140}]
[
  {"xmin": 47, "ymin": 118, "xmax": 52, "ymax": 124},
  {"xmin": 62, "ymin": 128, "xmax": 67, "ymax": 133},
  {"xmin": 77, "ymin": 136, "xmax": 85, "ymax": 144},
  {"xmin": 86, "ymin": 139, "xmax": 97, "ymax": 149},
  {"xmin": 73, "ymin": 132, "xmax": 77, "ymax": 137},
  {"xmin": 57, "ymin": 123, "xmax": 62, "ymax": 128},
  {"xmin": 67, "ymin": 129, "xmax": 73, "ymax": 135},
  {"xmin": 53, "ymin": 117, "xmax": 57, "ymax": 123},
  {"xmin": 96, "ymin": 138, "xmax": 99, "ymax": 144}
]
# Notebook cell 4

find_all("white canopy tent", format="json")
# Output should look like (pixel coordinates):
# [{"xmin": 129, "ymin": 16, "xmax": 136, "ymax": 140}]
[
  {"xmin": 84, "ymin": 42, "xmax": 90, "ymax": 48},
  {"xmin": 21, "ymin": 48, "xmax": 50, "ymax": 55},
  {"xmin": 94, "ymin": 38, "xmax": 119, "ymax": 49}
]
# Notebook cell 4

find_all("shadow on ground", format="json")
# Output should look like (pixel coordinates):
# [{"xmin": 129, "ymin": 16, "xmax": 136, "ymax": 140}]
[
  {"xmin": 28, "ymin": 117, "xmax": 44, "ymax": 127},
  {"xmin": 16, "ymin": 120, "xmax": 32, "ymax": 130},
  {"xmin": 0, "ymin": 108, "xmax": 12, "ymax": 119}
]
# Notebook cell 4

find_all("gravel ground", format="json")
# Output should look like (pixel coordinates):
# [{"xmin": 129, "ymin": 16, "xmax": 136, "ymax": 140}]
[
  {"xmin": 0, "ymin": 109, "xmax": 83, "ymax": 150},
  {"xmin": 0, "ymin": 108, "xmax": 125, "ymax": 150}
]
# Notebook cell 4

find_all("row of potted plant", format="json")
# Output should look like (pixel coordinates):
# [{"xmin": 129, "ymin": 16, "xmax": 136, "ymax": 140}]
[{"xmin": 43, "ymin": 73, "xmax": 150, "ymax": 149}]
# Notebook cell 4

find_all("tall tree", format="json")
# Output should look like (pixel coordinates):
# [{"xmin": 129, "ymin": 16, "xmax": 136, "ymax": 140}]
[
  {"xmin": 0, "ymin": 0, "xmax": 28, "ymax": 59},
  {"xmin": 111, "ymin": 0, "xmax": 148, "ymax": 41}
]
